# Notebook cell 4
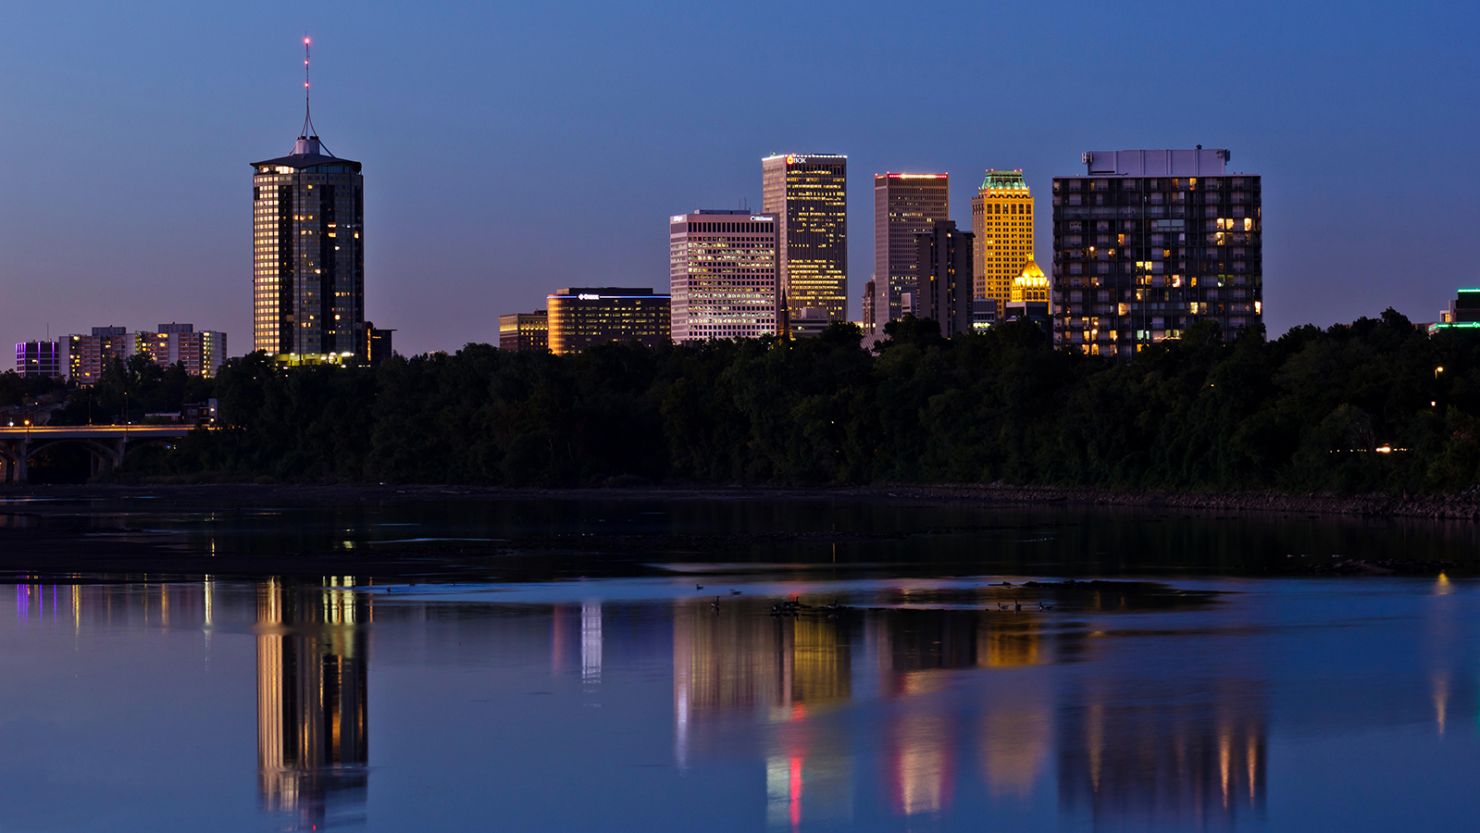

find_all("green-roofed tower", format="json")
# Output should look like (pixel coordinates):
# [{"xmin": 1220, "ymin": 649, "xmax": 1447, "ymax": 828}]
[{"xmin": 971, "ymin": 169, "xmax": 1035, "ymax": 312}]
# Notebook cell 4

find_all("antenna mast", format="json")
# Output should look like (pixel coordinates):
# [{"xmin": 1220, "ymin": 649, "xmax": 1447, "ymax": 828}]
[{"xmin": 301, "ymin": 35, "xmax": 318, "ymax": 139}]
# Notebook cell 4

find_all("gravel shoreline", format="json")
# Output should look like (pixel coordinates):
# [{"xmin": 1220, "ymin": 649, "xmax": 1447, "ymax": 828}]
[{"xmin": 2, "ymin": 481, "xmax": 1477, "ymax": 521}]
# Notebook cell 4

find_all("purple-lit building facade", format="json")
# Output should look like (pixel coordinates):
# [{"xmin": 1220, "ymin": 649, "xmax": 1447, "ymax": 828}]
[{"xmin": 14, "ymin": 341, "xmax": 61, "ymax": 379}]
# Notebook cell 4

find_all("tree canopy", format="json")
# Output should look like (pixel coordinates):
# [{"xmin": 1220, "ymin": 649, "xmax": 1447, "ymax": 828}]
[{"xmin": 33, "ymin": 311, "xmax": 1480, "ymax": 493}]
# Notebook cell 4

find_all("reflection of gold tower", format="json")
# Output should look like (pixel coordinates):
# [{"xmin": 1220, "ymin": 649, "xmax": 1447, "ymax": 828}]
[
  {"xmin": 257, "ymin": 577, "xmax": 369, "ymax": 829},
  {"xmin": 977, "ymin": 618, "xmax": 1044, "ymax": 668},
  {"xmin": 789, "ymin": 617, "xmax": 850, "ymax": 706}
]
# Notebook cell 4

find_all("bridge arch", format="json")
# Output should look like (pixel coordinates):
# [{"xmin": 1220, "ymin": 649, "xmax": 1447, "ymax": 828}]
[
  {"xmin": 24, "ymin": 438, "xmax": 126, "ymax": 479},
  {"xmin": 0, "ymin": 425, "xmax": 196, "ymax": 484}
]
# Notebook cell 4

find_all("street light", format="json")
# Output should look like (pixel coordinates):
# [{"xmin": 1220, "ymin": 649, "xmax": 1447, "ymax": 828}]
[{"xmin": 1435, "ymin": 366, "xmax": 1445, "ymax": 379}]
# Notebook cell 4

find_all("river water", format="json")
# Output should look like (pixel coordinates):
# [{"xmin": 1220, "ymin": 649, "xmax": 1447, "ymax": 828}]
[{"xmin": 1, "ymin": 493, "xmax": 1477, "ymax": 832}]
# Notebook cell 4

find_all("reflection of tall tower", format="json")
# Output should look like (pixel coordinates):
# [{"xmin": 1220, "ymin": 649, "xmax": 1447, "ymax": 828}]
[
  {"xmin": 257, "ymin": 578, "xmax": 369, "ymax": 830},
  {"xmin": 885, "ymin": 711, "xmax": 954, "ymax": 817},
  {"xmin": 581, "ymin": 601, "xmax": 603, "ymax": 684},
  {"xmin": 672, "ymin": 600, "xmax": 853, "ymax": 770}
]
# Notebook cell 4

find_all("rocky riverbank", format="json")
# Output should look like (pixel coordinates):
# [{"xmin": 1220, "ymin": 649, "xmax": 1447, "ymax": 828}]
[{"xmin": 857, "ymin": 483, "xmax": 1480, "ymax": 521}]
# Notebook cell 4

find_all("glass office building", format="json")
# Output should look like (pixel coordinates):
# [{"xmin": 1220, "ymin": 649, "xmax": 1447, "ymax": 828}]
[
  {"xmin": 669, "ymin": 210, "xmax": 779, "ymax": 343},
  {"xmin": 762, "ymin": 154, "xmax": 848, "ymax": 333}
]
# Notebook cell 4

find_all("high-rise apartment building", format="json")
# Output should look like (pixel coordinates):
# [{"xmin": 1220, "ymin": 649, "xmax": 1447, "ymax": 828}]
[
  {"xmin": 61, "ymin": 326, "xmax": 134, "ymax": 385},
  {"xmin": 14, "ymin": 341, "xmax": 61, "ymax": 379},
  {"xmin": 873, "ymin": 173, "xmax": 949, "ymax": 329},
  {"xmin": 971, "ymin": 170, "xmax": 1035, "ymax": 313},
  {"xmin": 545, "ymin": 288, "xmax": 671, "ymax": 355},
  {"xmin": 915, "ymin": 220, "xmax": 975, "ymax": 337},
  {"xmin": 1052, "ymin": 148, "xmax": 1262, "ymax": 358},
  {"xmin": 136, "ymin": 323, "xmax": 227, "ymax": 378},
  {"xmin": 761, "ymin": 154, "xmax": 848, "ymax": 333},
  {"xmin": 668, "ymin": 210, "xmax": 779, "ymax": 343},
  {"xmin": 252, "ymin": 51, "xmax": 366, "ymax": 365},
  {"xmin": 499, "ymin": 311, "xmax": 549, "ymax": 352}
]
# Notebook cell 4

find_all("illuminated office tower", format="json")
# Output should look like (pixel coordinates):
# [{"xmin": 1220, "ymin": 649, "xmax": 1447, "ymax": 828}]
[
  {"xmin": 251, "ymin": 40, "xmax": 366, "ymax": 365},
  {"xmin": 498, "ymin": 311, "xmax": 549, "ymax": 351},
  {"xmin": 874, "ymin": 173, "xmax": 949, "ymax": 327},
  {"xmin": 545, "ymin": 288, "xmax": 671, "ymax": 355},
  {"xmin": 915, "ymin": 220, "xmax": 975, "ymax": 337},
  {"xmin": 1052, "ymin": 148, "xmax": 1262, "ymax": 358},
  {"xmin": 14, "ymin": 341, "xmax": 61, "ymax": 378},
  {"xmin": 761, "ymin": 154, "xmax": 848, "ymax": 333},
  {"xmin": 971, "ymin": 170, "xmax": 1035, "ymax": 313},
  {"xmin": 668, "ymin": 210, "xmax": 779, "ymax": 343},
  {"xmin": 862, "ymin": 278, "xmax": 877, "ymax": 334}
]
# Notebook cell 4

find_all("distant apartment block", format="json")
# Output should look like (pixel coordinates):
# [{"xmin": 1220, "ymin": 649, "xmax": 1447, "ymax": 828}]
[
  {"xmin": 136, "ymin": 323, "xmax": 227, "ymax": 378},
  {"xmin": 1052, "ymin": 148, "xmax": 1262, "ymax": 358},
  {"xmin": 61, "ymin": 326, "xmax": 134, "ymax": 385},
  {"xmin": 498, "ymin": 311, "xmax": 549, "ymax": 352},
  {"xmin": 669, "ymin": 210, "xmax": 779, "ymax": 343},
  {"xmin": 545, "ymin": 288, "xmax": 670, "ymax": 355},
  {"xmin": 14, "ymin": 341, "xmax": 61, "ymax": 379}
]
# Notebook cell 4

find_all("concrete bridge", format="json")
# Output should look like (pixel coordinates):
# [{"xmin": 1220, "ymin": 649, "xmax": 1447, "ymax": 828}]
[{"xmin": 0, "ymin": 425, "xmax": 197, "ymax": 484}]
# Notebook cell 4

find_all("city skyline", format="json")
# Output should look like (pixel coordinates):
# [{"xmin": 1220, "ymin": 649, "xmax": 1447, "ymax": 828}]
[{"xmin": 1, "ymin": 2, "xmax": 1477, "ymax": 356}]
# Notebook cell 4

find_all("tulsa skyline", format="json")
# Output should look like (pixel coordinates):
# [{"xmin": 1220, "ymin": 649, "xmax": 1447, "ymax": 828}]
[{"xmin": 1, "ymin": 2, "xmax": 1477, "ymax": 357}]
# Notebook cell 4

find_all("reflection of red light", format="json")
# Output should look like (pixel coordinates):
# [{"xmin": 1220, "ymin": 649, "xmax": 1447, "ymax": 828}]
[
  {"xmin": 790, "ymin": 754, "xmax": 803, "ymax": 831},
  {"xmin": 790, "ymin": 703, "xmax": 807, "ymax": 721}
]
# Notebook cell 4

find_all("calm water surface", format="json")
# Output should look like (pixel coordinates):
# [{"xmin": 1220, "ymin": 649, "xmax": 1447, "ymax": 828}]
[{"xmin": 1, "ymin": 496, "xmax": 1477, "ymax": 831}]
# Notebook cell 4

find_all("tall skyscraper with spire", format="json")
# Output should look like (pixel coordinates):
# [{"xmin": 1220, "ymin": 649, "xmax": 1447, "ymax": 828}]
[{"xmin": 252, "ymin": 38, "xmax": 366, "ymax": 364}]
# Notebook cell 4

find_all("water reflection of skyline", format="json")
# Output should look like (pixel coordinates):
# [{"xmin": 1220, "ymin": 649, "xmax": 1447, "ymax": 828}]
[
  {"xmin": 8, "ymin": 575, "xmax": 1480, "ymax": 832},
  {"xmin": 664, "ymin": 594, "xmax": 1276, "ymax": 830}
]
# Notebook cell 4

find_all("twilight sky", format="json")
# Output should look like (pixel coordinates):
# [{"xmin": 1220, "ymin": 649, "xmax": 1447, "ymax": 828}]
[{"xmin": 1, "ymin": 0, "xmax": 1476, "ymax": 356}]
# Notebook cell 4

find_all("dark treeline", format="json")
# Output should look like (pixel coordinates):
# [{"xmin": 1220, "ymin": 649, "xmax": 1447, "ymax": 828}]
[{"xmin": 80, "ymin": 309, "xmax": 1480, "ymax": 494}]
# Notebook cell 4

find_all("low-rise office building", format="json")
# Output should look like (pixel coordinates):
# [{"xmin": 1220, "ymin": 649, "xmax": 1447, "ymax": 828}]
[
  {"xmin": 498, "ymin": 311, "xmax": 549, "ymax": 352},
  {"xmin": 546, "ymin": 288, "xmax": 670, "ymax": 355}
]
